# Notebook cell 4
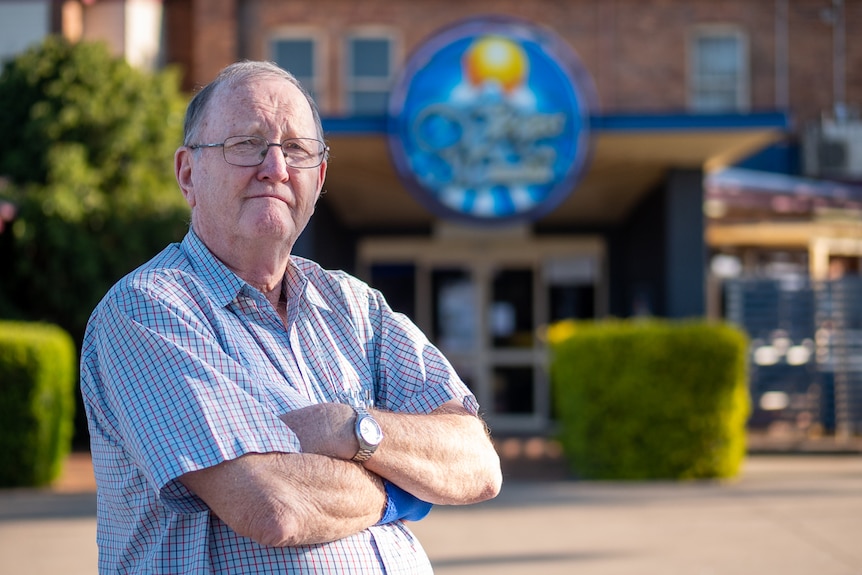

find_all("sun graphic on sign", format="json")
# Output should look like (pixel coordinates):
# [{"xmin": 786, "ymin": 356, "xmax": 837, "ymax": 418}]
[{"xmin": 463, "ymin": 36, "xmax": 529, "ymax": 93}]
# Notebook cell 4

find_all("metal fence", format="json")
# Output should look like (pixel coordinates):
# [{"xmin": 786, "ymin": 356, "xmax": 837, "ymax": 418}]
[{"xmin": 725, "ymin": 276, "xmax": 862, "ymax": 437}]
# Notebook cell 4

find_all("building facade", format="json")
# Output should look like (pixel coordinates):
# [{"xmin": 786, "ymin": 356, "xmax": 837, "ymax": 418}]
[{"xmin": 5, "ymin": 0, "xmax": 862, "ymax": 434}]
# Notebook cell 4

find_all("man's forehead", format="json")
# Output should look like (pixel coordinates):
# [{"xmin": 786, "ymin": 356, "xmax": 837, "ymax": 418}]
[
  {"xmin": 207, "ymin": 77, "xmax": 313, "ymax": 131},
  {"xmin": 217, "ymin": 76, "xmax": 302, "ymax": 110}
]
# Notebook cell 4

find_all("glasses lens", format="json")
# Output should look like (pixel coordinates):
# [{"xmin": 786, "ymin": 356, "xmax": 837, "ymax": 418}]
[
  {"xmin": 282, "ymin": 139, "xmax": 325, "ymax": 168},
  {"xmin": 221, "ymin": 136, "xmax": 325, "ymax": 168},
  {"xmin": 223, "ymin": 136, "xmax": 267, "ymax": 166}
]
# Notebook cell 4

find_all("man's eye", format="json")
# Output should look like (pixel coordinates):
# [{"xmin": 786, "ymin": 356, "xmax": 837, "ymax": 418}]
[{"xmin": 229, "ymin": 138, "xmax": 264, "ymax": 152}]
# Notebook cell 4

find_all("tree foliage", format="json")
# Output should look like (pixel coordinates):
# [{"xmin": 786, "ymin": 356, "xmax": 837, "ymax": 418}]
[{"xmin": 0, "ymin": 37, "xmax": 190, "ymax": 343}]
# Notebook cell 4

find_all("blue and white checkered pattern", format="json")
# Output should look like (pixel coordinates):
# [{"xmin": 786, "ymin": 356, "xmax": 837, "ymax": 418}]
[{"xmin": 81, "ymin": 230, "xmax": 476, "ymax": 574}]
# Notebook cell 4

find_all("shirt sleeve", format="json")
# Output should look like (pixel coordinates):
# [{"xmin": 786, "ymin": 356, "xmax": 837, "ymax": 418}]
[
  {"xmin": 86, "ymin": 280, "xmax": 303, "ymax": 513},
  {"xmin": 369, "ymin": 289, "xmax": 479, "ymax": 415}
]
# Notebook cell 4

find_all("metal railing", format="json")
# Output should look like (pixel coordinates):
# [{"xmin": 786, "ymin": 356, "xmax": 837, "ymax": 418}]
[{"xmin": 725, "ymin": 276, "xmax": 862, "ymax": 437}]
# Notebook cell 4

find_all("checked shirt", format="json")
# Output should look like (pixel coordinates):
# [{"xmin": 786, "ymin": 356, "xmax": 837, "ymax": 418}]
[{"xmin": 80, "ymin": 230, "xmax": 477, "ymax": 574}]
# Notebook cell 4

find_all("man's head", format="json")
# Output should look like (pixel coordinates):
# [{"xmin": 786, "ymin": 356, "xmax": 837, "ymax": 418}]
[
  {"xmin": 182, "ymin": 61, "xmax": 326, "ymax": 150},
  {"xmin": 174, "ymin": 61, "xmax": 328, "ymax": 269}
]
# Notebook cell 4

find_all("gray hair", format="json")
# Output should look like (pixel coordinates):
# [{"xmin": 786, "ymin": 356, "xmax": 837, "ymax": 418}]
[{"xmin": 182, "ymin": 61, "xmax": 326, "ymax": 149}]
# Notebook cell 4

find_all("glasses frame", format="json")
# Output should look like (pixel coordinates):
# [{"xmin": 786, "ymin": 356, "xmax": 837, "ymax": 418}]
[{"xmin": 189, "ymin": 135, "xmax": 329, "ymax": 169}]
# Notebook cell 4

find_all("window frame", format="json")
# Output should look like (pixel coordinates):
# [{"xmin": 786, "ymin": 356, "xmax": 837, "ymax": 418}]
[
  {"xmin": 688, "ymin": 25, "xmax": 750, "ymax": 113},
  {"xmin": 268, "ymin": 29, "xmax": 327, "ymax": 110},
  {"xmin": 343, "ymin": 28, "xmax": 398, "ymax": 115}
]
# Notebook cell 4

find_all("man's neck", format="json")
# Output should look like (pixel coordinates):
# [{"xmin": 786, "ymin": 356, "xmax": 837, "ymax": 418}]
[{"xmin": 196, "ymin": 229, "xmax": 292, "ymax": 307}]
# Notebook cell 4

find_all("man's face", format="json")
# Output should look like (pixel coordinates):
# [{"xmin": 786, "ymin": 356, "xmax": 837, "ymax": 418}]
[{"xmin": 176, "ymin": 75, "xmax": 326, "ymax": 259}]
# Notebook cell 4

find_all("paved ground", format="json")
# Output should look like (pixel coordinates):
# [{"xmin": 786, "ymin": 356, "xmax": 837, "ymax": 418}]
[
  {"xmin": 412, "ymin": 455, "xmax": 862, "ymax": 575},
  {"xmin": 1, "ymin": 448, "xmax": 861, "ymax": 575}
]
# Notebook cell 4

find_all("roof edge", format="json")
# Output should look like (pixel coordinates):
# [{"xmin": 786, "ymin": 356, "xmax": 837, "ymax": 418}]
[{"xmin": 322, "ymin": 111, "xmax": 791, "ymax": 136}]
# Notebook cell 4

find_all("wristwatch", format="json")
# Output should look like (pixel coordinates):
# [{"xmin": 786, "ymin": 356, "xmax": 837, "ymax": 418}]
[{"xmin": 351, "ymin": 406, "xmax": 384, "ymax": 462}]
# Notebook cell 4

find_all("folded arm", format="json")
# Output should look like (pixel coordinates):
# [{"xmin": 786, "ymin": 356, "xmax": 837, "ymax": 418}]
[
  {"xmin": 369, "ymin": 401, "xmax": 501, "ymax": 504},
  {"xmin": 281, "ymin": 400, "xmax": 502, "ymax": 506},
  {"xmin": 179, "ymin": 450, "xmax": 385, "ymax": 547},
  {"xmin": 178, "ymin": 398, "xmax": 501, "ymax": 546}
]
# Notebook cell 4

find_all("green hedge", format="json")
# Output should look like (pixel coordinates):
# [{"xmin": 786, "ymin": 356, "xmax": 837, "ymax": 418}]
[
  {"xmin": 549, "ymin": 319, "xmax": 750, "ymax": 480},
  {"xmin": 0, "ymin": 321, "xmax": 76, "ymax": 487}
]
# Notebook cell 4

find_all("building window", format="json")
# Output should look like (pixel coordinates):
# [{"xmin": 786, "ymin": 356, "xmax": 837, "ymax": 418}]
[
  {"xmin": 270, "ymin": 35, "xmax": 321, "ymax": 103},
  {"xmin": 689, "ymin": 28, "xmax": 749, "ymax": 112},
  {"xmin": 346, "ymin": 34, "xmax": 394, "ymax": 115},
  {"xmin": 0, "ymin": 1, "xmax": 50, "ymax": 64}
]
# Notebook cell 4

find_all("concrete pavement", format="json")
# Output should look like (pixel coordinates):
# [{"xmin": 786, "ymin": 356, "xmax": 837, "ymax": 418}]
[
  {"xmin": 1, "ymin": 453, "xmax": 861, "ymax": 574},
  {"xmin": 412, "ymin": 455, "xmax": 862, "ymax": 574}
]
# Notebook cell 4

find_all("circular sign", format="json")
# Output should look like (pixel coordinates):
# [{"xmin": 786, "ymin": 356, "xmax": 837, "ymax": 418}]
[{"xmin": 388, "ymin": 17, "xmax": 595, "ymax": 225}]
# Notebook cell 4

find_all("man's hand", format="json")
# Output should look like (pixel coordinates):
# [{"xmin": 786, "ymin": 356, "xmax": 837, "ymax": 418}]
[{"xmin": 278, "ymin": 402, "xmax": 358, "ymax": 460}]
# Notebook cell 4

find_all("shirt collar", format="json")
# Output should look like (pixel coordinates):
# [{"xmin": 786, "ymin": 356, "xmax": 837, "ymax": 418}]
[
  {"xmin": 180, "ymin": 229, "xmax": 330, "ymax": 311},
  {"xmin": 180, "ymin": 230, "xmax": 248, "ymax": 308},
  {"xmin": 285, "ymin": 257, "xmax": 331, "ymax": 311}
]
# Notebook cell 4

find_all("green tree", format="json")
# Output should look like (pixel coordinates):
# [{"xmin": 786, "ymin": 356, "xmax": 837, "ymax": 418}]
[{"xmin": 0, "ymin": 37, "xmax": 190, "ymax": 344}]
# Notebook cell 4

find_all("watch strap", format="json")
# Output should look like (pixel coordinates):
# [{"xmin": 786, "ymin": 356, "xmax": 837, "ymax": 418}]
[
  {"xmin": 351, "ymin": 406, "xmax": 379, "ymax": 462},
  {"xmin": 352, "ymin": 446, "xmax": 375, "ymax": 462}
]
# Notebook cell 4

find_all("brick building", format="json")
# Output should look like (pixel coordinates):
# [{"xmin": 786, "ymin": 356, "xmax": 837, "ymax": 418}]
[
  {"xmin": 4, "ymin": 0, "xmax": 862, "ymax": 433},
  {"xmin": 163, "ymin": 0, "xmax": 858, "ymax": 123}
]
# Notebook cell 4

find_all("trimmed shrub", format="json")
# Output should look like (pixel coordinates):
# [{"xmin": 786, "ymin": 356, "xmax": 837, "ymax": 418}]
[
  {"xmin": 549, "ymin": 319, "xmax": 750, "ymax": 480},
  {"xmin": 0, "ymin": 321, "xmax": 76, "ymax": 487}
]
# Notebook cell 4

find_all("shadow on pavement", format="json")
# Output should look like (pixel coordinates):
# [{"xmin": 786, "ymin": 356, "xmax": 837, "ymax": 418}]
[{"xmin": 0, "ymin": 491, "xmax": 96, "ymax": 522}]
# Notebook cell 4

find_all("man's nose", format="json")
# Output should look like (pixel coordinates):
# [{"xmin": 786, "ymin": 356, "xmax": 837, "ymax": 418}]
[{"xmin": 258, "ymin": 144, "xmax": 290, "ymax": 179}]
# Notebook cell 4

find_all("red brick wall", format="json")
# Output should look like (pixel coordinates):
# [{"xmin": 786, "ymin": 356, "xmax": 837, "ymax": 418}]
[
  {"xmin": 190, "ymin": 0, "xmax": 237, "ymax": 86},
  {"xmin": 182, "ymin": 0, "xmax": 861, "ymax": 130},
  {"xmin": 163, "ymin": 0, "xmax": 194, "ymax": 90}
]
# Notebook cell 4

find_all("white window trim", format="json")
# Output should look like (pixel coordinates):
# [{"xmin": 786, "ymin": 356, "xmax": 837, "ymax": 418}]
[
  {"xmin": 343, "ymin": 27, "xmax": 399, "ymax": 115},
  {"xmin": 268, "ymin": 28, "xmax": 327, "ymax": 111},
  {"xmin": 688, "ymin": 25, "xmax": 750, "ymax": 112}
]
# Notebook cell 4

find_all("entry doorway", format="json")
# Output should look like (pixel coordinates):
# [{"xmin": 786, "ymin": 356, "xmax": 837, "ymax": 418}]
[{"xmin": 358, "ymin": 226, "xmax": 606, "ymax": 433}]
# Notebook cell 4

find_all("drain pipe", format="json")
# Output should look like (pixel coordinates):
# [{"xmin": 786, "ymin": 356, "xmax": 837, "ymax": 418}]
[
  {"xmin": 775, "ymin": 0, "xmax": 789, "ymax": 110},
  {"xmin": 832, "ymin": 0, "xmax": 847, "ymax": 120}
]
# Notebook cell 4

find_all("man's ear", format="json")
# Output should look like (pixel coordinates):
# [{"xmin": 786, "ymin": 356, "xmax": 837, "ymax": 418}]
[
  {"xmin": 175, "ymin": 147, "xmax": 196, "ymax": 208},
  {"xmin": 315, "ymin": 159, "xmax": 328, "ymax": 202}
]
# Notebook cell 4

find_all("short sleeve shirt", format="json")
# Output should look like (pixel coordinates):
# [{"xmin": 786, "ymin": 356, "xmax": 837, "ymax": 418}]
[{"xmin": 80, "ymin": 230, "xmax": 478, "ymax": 574}]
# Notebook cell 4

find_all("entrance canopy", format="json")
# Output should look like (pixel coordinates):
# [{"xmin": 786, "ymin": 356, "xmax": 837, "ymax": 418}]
[{"xmin": 321, "ymin": 112, "xmax": 789, "ymax": 230}]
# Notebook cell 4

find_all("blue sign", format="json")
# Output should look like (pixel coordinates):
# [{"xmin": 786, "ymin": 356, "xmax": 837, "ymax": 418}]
[{"xmin": 388, "ymin": 17, "xmax": 595, "ymax": 224}]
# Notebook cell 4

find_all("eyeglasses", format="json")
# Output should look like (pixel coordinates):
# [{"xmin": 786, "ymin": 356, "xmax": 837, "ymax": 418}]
[{"xmin": 189, "ymin": 136, "xmax": 329, "ymax": 168}]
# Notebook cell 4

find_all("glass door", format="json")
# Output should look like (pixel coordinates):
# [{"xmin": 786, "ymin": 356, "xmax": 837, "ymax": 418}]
[
  {"xmin": 361, "ymin": 235, "xmax": 604, "ymax": 433},
  {"xmin": 488, "ymin": 265, "xmax": 542, "ymax": 424}
]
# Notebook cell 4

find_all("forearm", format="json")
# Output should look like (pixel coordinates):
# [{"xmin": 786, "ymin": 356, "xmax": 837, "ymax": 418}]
[
  {"xmin": 179, "ymin": 451, "xmax": 385, "ymax": 547},
  {"xmin": 278, "ymin": 400, "xmax": 502, "ymax": 506},
  {"xmin": 366, "ymin": 402, "xmax": 502, "ymax": 505}
]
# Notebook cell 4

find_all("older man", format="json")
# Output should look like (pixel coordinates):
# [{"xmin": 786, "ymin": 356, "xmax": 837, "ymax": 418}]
[{"xmin": 80, "ymin": 61, "xmax": 501, "ymax": 574}]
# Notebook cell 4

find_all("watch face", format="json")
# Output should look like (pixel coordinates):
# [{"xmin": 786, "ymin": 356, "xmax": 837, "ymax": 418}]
[{"xmin": 359, "ymin": 417, "xmax": 384, "ymax": 445}]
